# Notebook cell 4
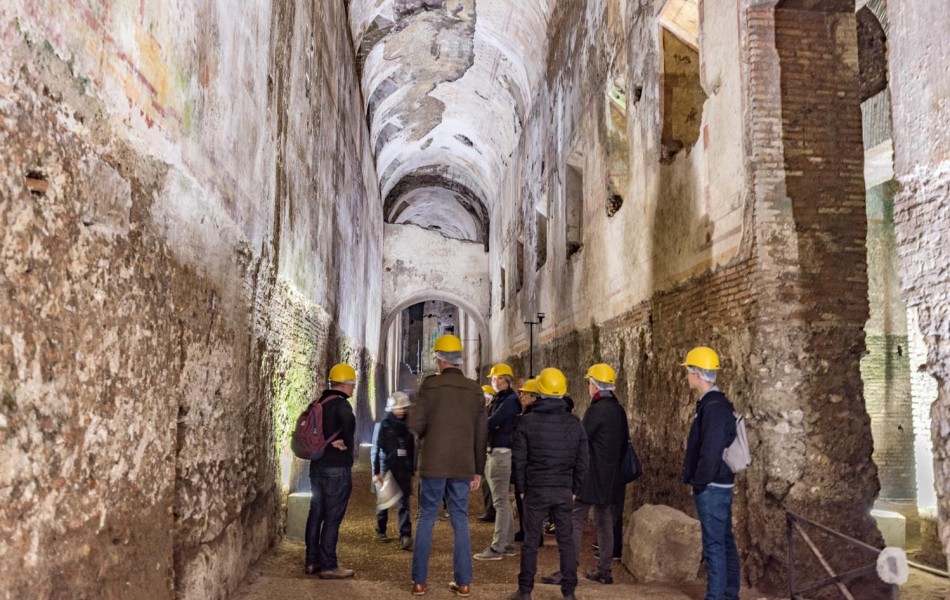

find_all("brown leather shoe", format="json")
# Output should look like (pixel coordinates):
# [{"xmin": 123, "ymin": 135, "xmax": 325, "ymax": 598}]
[
  {"xmin": 318, "ymin": 567, "xmax": 355, "ymax": 579},
  {"xmin": 412, "ymin": 582, "xmax": 427, "ymax": 595},
  {"xmin": 449, "ymin": 581, "xmax": 471, "ymax": 597}
]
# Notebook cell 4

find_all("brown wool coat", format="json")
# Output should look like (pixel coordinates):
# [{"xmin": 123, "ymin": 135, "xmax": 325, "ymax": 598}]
[{"xmin": 409, "ymin": 368, "xmax": 488, "ymax": 480}]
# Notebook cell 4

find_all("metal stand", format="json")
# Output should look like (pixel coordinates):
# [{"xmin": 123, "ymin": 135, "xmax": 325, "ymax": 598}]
[{"xmin": 523, "ymin": 312, "xmax": 545, "ymax": 377}]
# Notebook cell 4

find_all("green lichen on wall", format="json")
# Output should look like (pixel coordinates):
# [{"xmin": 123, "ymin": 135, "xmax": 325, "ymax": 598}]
[{"xmin": 269, "ymin": 339, "xmax": 316, "ymax": 460}]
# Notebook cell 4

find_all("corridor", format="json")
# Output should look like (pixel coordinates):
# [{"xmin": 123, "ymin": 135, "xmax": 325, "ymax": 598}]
[{"xmin": 3, "ymin": 0, "xmax": 950, "ymax": 599}]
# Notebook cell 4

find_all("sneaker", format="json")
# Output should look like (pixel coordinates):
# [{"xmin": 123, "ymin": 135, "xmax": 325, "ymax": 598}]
[
  {"xmin": 400, "ymin": 536, "xmax": 413, "ymax": 551},
  {"xmin": 449, "ymin": 581, "xmax": 471, "ymax": 597},
  {"xmin": 376, "ymin": 533, "xmax": 391, "ymax": 543},
  {"xmin": 584, "ymin": 569, "xmax": 613, "ymax": 584},
  {"xmin": 439, "ymin": 509, "xmax": 450, "ymax": 521},
  {"xmin": 543, "ymin": 522, "xmax": 556, "ymax": 536},
  {"xmin": 318, "ymin": 567, "xmax": 355, "ymax": 579},
  {"xmin": 503, "ymin": 545, "xmax": 517, "ymax": 556},
  {"xmin": 473, "ymin": 547, "xmax": 504, "ymax": 561},
  {"xmin": 540, "ymin": 571, "xmax": 562, "ymax": 585}
]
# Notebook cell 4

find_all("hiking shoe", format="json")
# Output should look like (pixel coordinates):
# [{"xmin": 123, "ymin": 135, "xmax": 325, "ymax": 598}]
[
  {"xmin": 449, "ymin": 581, "xmax": 471, "ymax": 597},
  {"xmin": 400, "ymin": 536, "xmax": 413, "ymax": 551},
  {"xmin": 503, "ymin": 545, "xmax": 517, "ymax": 556},
  {"xmin": 473, "ymin": 547, "xmax": 504, "ymax": 561},
  {"xmin": 376, "ymin": 533, "xmax": 392, "ymax": 543},
  {"xmin": 584, "ymin": 569, "xmax": 613, "ymax": 584},
  {"xmin": 540, "ymin": 571, "xmax": 562, "ymax": 585}
]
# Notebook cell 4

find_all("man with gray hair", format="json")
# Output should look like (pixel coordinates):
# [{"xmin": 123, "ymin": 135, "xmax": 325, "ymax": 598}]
[
  {"xmin": 681, "ymin": 346, "xmax": 740, "ymax": 600},
  {"xmin": 410, "ymin": 334, "xmax": 488, "ymax": 597}
]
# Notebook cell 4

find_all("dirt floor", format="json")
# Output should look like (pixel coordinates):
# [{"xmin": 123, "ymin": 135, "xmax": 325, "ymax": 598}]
[{"xmin": 235, "ymin": 455, "xmax": 950, "ymax": 600}]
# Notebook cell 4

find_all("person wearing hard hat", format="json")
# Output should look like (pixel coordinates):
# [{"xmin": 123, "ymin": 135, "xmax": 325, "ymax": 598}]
[
  {"xmin": 371, "ymin": 392, "xmax": 415, "ymax": 550},
  {"xmin": 474, "ymin": 363, "xmax": 522, "ymax": 562},
  {"xmin": 477, "ymin": 384, "xmax": 498, "ymax": 524},
  {"xmin": 513, "ymin": 378, "xmax": 541, "ymax": 544},
  {"xmin": 410, "ymin": 334, "xmax": 488, "ymax": 597},
  {"xmin": 304, "ymin": 363, "xmax": 358, "ymax": 579},
  {"xmin": 544, "ymin": 363, "xmax": 627, "ymax": 587},
  {"xmin": 511, "ymin": 368, "xmax": 588, "ymax": 600},
  {"xmin": 681, "ymin": 346, "xmax": 740, "ymax": 600}
]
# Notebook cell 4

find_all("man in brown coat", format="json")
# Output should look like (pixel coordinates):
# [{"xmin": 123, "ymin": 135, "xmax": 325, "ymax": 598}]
[{"xmin": 410, "ymin": 334, "xmax": 488, "ymax": 597}]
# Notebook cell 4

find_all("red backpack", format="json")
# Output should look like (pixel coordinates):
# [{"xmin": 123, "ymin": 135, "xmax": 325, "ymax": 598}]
[{"xmin": 291, "ymin": 396, "xmax": 341, "ymax": 460}]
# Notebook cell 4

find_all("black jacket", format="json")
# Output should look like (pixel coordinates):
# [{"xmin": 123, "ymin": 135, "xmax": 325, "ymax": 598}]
[
  {"xmin": 682, "ymin": 389, "xmax": 737, "ymax": 494},
  {"xmin": 577, "ymin": 392, "xmax": 629, "ymax": 505},
  {"xmin": 487, "ymin": 388, "xmax": 521, "ymax": 449},
  {"xmin": 512, "ymin": 397, "xmax": 589, "ymax": 495},
  {"xmin": 372, "ymin": 412, "xmax": 415, "ymax": 494},
  {"xmin": 309, "ymin": 389, "xmax": 356, "ymax": 472}
]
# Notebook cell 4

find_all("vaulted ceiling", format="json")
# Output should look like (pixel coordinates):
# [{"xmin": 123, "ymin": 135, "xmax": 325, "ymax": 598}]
[{"xmin": 348, "ymin": 0, "xmax": 553, "ymax": 243}]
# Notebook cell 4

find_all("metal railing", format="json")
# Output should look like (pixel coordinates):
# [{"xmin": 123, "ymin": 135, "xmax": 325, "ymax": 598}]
[{"xmin": 786, "ymin": 511, "xmax": 898, "ymax": 599}]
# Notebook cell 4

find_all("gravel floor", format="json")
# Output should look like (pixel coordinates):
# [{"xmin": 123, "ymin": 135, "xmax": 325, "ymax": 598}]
[{"xmin": 235, "ymin": 456, "xmax": 949, "ymax": 600}]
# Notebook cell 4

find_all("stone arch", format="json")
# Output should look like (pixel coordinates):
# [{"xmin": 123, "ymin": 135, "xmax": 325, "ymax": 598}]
[{"xmin": 379, "ymin": 288, "xmax": 491, "ymax": 370}]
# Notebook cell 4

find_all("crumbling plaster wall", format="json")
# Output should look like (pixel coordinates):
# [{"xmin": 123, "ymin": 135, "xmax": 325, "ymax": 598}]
[
  {"xmin": 886, "ymin": 0, "xmax": 950, "ymax": 568},
  {"xmin": 0, "ymin": 2, "xmax": 382, "ymax": 599},
  {"xmin": 491, "ymin": 0, "xmax": 887, "ymax": 593}
]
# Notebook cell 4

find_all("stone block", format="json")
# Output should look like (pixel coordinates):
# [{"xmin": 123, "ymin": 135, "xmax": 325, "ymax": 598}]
[
  {"xmin": 871, "ymin": 508, "xmax": 906, "ymax": 548},
  {"xmin": 624, "ymin": 504, "xmax": 703, "ymax": 583},
  {"xmin": 287, "ymin": 493, "xmax": 311, "ymax": 540}
]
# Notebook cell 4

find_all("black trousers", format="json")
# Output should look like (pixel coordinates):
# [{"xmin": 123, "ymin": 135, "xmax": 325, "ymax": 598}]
[
  {"xmin": 518, "ymin": 487, "xmax": 576, "ymax": 595},
  {"xmin": 377, "ymin": 494, "xmax": 412, "ymax": 538}
]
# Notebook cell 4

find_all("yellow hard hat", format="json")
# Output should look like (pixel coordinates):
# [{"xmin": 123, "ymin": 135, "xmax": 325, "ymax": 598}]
[
  {"xmin": 585, "ymin": 363, "xmax": 616, "ymax": 385},
  {"xmin": 481, "ymin": 385, "xmax": 495, "ymax": 396},
  {"xmin": 433, "ymin": 334, "xmax": 463, "ymax": 353},
  {"xmin": 328, "ymin": 363, "xmax": 357, "ymax": 383},
  {"xmin": 488, "ymin": 363, "xmax": 514, "ymax": 378},
  {"xmin": 536, "ymin": 368, "xmax": 567, "ymax": 397},
  {"xmin": 681, "ymin": 346, "xmax": 721, "ymax": 371},
  {"xmin": 519, "ymin": 378, "xmax": 540, "ymax": 394}
]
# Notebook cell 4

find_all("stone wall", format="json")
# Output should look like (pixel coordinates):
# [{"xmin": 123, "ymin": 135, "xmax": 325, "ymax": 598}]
[
  {"xmin": 490, "ymin": 0, "xmax": 887, "ymax": 593},
  {"xmin": 0, "ymin": 2, "xmax": 381, "ymax": 599},
  {"xmin": 887, "ymin": 0, "xmax": 950, "ymax": 567}
]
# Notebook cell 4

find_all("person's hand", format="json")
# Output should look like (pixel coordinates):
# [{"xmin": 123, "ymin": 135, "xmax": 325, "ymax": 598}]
[
  {"xmin": 374, "ymin": 474, "xmax": 383, "ymax": 484},
  {"xmin": 572, "ymin": 494, "xmax": 576, "ymax": 501},
  {"xmin": 520, "ymin": 493, "xmax": 525, "ymax": 500},
  {"xmin": 470, "ymin": 474, "xmax": 481, "ymax": 491},
  {"xmin": 331, "ymin": 439, "xmax": 347, "ymax": 450}
]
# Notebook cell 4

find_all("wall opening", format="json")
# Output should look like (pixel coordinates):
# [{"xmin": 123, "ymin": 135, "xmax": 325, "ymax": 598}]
[
  {"xmin": 565, "ymin": 162, "xmax": 584, "ymax": 258},
  {"xmin": 659, "ymin": 27, "xmax": 705, "ymax": 161},
  {"xmin": 605, "ymin": 67, "xmax": 629, "ymax": 216},
  {"xmin": 383, "ymin": 299, "xmax": 484, "ymax": 399},
  {"xmin": 535, "ymin": 207, "xmax": 548, "ymax": 269},
  {"xmin": 500, "ymin": 267, "xmax": 507, "ymax": 311},
  {"xmin": 516, "ymin": 240, "xmax": 525, "ymax": 293}
]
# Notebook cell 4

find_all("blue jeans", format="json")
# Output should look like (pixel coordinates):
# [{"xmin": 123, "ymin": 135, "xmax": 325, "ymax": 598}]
[
  {"xmin": 305, "ymin": 467, "xmax": 353, "ymax": 570},
  {"xmin": 412, "ymin": 478, "xmax": 473, "ymax": 585},
  {"xmin": 695, "ymin": 486, "xmax": 740, "ymax": 600}
]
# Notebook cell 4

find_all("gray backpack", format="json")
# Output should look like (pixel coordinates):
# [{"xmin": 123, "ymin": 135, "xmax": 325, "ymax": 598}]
[{"xmin": 722, "ymin": 413, "xmax": 750, "ymax": 473}]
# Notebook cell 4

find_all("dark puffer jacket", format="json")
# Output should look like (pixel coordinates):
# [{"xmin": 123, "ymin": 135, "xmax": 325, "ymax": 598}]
[
  {"xmin": 577, "ymin": 392, "xmax": 629, "ymax": 505},
  {"xmin": 512, "ymin": 397, "xmax": 589, "ymax": 495}
]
